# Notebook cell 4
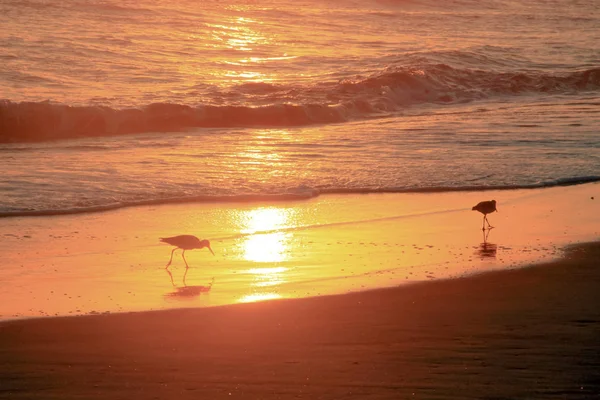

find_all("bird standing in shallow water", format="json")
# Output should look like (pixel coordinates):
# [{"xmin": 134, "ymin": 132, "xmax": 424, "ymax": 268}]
[
  {"xmin": 160, "ymin": 235, "xmax": 214, "ymax": 269},
  {"xmin": 472, "ymin": 200, "xmax": 498, "ymax": 230}
]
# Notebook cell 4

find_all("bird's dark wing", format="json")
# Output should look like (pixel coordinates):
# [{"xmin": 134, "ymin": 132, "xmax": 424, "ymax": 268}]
[
  {"xmin": 160, "ymin": 235, "xmax": 200, "ymax": 248},
  {"xmin": 473, "ymin": 201, "xmax": 485, "ymax": 209},
  {"xmin": 160, "ymin": 235, "xmax": 190, "ymax": 245}
]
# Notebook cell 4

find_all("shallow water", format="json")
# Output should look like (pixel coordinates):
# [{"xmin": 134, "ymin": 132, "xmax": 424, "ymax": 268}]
[
  {"xmin": 1, "ymin": 0, "xmax": 600, "ymax": 319},
  {"xmin": 2, "ymin": 96, "xmax": 599, "ymax": 215},
  {"xmin": 2, "ymin": 0, "xmax": 600, "ymax": 216}
]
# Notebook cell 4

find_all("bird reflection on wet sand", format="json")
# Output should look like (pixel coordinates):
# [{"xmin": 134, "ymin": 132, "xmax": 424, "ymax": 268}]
[
  {"xmin": 165, "ymin": 265, "xmax": 196, "ymax": 287},
  {"xmin": 476, "ymin": 228, "xmax": 497, "ymax": 259},
  {"xmin": 164, "ymin": 277, "xmax": 215, "ymax": 300}
]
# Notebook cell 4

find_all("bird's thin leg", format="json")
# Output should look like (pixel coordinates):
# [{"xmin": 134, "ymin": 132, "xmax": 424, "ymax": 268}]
[
  {"xmin": 482, "ymin": 215, "xmax": 486, "ymax": 230},
  {"xmin": 183, "ymin": 268, "xmax": 188, "ymax": 287},
  {"xmin": 166, "ymin": 248, "xmax": 177, "ymax": 269},
  {"xmin": 182, "ymin": 250, "xmax": 189, "ymax": 269},
  {"xmin": 485, "ymin": 216, "xmax": 493, "ymax": 229}
]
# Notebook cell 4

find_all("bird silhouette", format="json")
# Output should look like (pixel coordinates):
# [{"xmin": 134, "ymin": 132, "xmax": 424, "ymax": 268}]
[
  {"xmin": 472, "ymin": 200, "xmax": 498, "ymax": 230},
  {"xmin": 160, "ymin": 235, "xmax": 214, "ymax": 269}
]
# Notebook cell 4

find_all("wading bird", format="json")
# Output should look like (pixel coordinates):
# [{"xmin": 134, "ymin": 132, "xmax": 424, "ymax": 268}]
[
  {"xmin": 472, "ymin": 200, "xmax": 498, "ymax": 230},
  {"xmin": 160, "ymin": 235, "xmax": 214, "ymax": 269}
]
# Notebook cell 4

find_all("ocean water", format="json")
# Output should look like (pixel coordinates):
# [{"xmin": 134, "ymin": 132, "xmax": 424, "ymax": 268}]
[{"xmin": 1, "ymin": 0, "xmax": 600, "ymax": 216}]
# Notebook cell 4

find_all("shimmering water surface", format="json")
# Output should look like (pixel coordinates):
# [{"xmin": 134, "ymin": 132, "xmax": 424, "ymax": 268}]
[
  {"xmin": 1, "ymin": 0, "xmax": 599, "ymax": 213},
  {"xmin": 1, "ymin": 0, "xmax": 600, "ymax": 216}
]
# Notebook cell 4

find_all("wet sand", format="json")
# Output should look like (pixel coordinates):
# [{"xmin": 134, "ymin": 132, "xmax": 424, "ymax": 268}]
[
  {"xmin": 1, "ymin": 183, "xmax": 599, "ymax": 320},
  {"xmin": 1, "ymin": 241, "xmax": 600, "ymax": 399}
]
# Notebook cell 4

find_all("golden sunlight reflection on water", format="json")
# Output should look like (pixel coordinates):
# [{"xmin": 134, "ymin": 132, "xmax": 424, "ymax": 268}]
[
  {"xmin": 234, "ymin": 207, "xmax": 296, "ymax": 303},
  {"xmin": 243, "ymin": 233, "xmax": 290, "ymax": 263},
  {"xmin": 240, "ymin": 207, "xmax": 293, "ymax": 263},
  {"xmin": 207, "ymin": 14, "xmax": 278, "ymax": 85},
  {"xmin": 239, "ymin": 293, "xmax": 282, "ymax": 303},
  {"xmin": 240, "ymin": 207, "xmax": 294, "ymax": 234},
  {"xmin": 246, "ymin": 266, "xmax": 288, "ymax": 288}
]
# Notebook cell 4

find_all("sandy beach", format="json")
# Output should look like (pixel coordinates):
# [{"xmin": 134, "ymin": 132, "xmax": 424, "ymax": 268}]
[{"xmin": 0, "ymin": 183, "xmax": 599, "ymax": 398}]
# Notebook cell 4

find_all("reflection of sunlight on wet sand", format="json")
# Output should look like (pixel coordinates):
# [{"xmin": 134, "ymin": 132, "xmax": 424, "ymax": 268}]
[
  {"xmin": 241, "ymin": 207, "xmax": 291, "ymax": 233},
  {"xmin": 234, "ymin": 208, "xmax": 294, "ymax": 303},
  {"xmin": 244, "ymin": 233, "xmax": 290, "ymax": 263},
  {"xmin": 240, "ymin": 208, "xmax": 295, "ymax": 263},
  {"xmin": 239, "ymin": 293, "xmax": 282, "ymax": 303},
  {"xmin": 246, "ymin": 266, "xmax": 288, "ymax": 287}
]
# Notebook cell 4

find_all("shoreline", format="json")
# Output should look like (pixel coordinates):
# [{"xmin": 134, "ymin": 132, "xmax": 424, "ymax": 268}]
[
  {"xmin": 2, "ymin": 177, "xmax": 599, "ymax": 219},
  {"xmin": 0, "ymin": 182, "xmax": 598, "ymax": 321},
  {"xmin": 1, "ymin": 241, "xmax": 599, "ymax": 399}
]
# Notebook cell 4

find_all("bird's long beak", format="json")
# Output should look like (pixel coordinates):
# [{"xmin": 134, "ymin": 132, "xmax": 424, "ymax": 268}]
[{"xmin": 208, "ymin": 246, "xmax": 215, "ymax": 256}]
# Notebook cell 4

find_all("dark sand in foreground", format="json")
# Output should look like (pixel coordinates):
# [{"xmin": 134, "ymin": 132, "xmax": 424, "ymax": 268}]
[{"xmin": 1, "ymin": 243, "xmax": 599, "ymax": 399}]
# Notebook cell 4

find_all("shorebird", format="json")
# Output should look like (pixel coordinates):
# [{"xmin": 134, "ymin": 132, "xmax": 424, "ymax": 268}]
[
  {"xmin": 472, "ymin": 200, "xmax": 498, "ymax": 230},
  {"xmin": 160, "ymin": 235, "xmax": 214, "ymax": 269}
]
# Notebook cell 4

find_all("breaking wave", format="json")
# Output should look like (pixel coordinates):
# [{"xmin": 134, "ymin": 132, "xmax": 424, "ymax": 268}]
[{"xmin": 1, "ymin": 66, "xmax": 599, "ymax": 142}]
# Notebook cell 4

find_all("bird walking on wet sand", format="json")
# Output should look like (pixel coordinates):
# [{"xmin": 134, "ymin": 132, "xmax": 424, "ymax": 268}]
[
  {"xmin": 472, "ymin": 200, "xmax": 498, "ymax": 230},
  {"xmin": 160, "ymin": 235, "xmax": 215, "ymax": 269}
]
